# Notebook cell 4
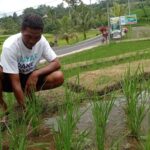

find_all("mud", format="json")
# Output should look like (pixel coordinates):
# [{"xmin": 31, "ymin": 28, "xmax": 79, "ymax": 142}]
[{"xmin": 45, "ymin": 92, "xmax": 150, "ymax": 150}]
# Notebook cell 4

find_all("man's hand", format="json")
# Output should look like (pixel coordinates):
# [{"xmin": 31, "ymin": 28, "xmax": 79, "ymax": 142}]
[
  {"xmin": 9, "ymin": 74, "xmax": 25, "ymax": 107},
  {"xmin": 25, "ymin": 71, "xmax": 39, "ymax": 93}
]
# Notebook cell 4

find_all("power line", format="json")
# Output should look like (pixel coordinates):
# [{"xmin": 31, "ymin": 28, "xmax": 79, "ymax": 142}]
[{"xmin": 0, "ymin": 0, "xmax": 62, "ymax": 17}]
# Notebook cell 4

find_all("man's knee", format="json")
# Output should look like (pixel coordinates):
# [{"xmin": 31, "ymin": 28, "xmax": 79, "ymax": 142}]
[
  {"xmin": 53, "ymin": 70, "xmax": 64, "ymax": 86},
  {"xmin": 46, "ymin": 70, "xmax": 64, "ymax": 87}
]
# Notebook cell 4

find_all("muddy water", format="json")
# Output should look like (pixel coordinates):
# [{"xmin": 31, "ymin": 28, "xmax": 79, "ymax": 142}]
[{"xmin": 44, "ymin": 92, "xmax": 150, "ymax": 150}]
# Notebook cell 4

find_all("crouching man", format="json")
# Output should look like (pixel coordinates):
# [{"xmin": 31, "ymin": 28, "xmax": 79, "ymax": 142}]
[{"xmin": 0, "ymin": 14, "xmax": 64, "ymax": 112}]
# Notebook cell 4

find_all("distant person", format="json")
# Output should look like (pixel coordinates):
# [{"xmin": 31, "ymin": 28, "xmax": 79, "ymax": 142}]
[
  {"xmin": 123, "ymin": 27, "xmax": 128, "ymax": 34},
  {"xmin": 123, "ymin": 27, "xmax": 128, "ymax": 37},
  {"xmin": 99, "ymin": 26, "xmax": 108, "ymax": 43},
  {"xmin": 0, "ymin": 14, "xmax": 64, "ymax": 115}
]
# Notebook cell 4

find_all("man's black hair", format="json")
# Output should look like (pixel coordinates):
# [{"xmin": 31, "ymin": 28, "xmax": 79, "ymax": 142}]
[{"xmin": 21, "ymin": 14, "xmax": 44, "ymax": 30}]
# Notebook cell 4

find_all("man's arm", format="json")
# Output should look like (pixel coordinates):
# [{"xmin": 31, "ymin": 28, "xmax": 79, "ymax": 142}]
[
  {"xmin": 9, "ymin": 74, "xmax": 25, "ymax": 108},
  {"xmin": 35, "ymin": 58, "xmax": 61, "ymax": 76},
  {"xmin": 25, "ymin": 58, "xmax": 61, "ymax": 92}
]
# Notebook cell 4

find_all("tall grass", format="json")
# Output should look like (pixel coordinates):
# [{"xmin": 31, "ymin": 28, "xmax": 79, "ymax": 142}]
[
  {"xmin": 3, "ymin": 91, "xmax": 44, "ymax": 149},
  {"xmin": 92, "ymin": 95, "xmax": 114, "ymax": 150},
  {"xmin": 54, "ymin": 76, "xmax": 88, "ymax": 150},
  {"xmin": 143, "ymin": 132, "xmax": 150, "ymax": 150},
  {"xmin": 25, "ymin": 92, "xmax": 43, "ymax": 135},
  {"xmin": 7, "ymin": 111, "xmax": 28, "ymax": 150},
  {"xmin": 0, "ymin": 125, "xmax": 3, "ymax": 150},
  {"xmin": 122, "ymin": 67, "xmax": 149, "ymax": 138}
]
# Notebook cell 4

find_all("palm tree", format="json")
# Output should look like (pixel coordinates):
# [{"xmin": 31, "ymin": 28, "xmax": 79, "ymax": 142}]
[
  {"xmin": 77, "ymin": 3, "xmax": 91, "ymax": 39},
  {"xmin": 110, "ymin": 2, "xmax": 127, "ymax": 17}
]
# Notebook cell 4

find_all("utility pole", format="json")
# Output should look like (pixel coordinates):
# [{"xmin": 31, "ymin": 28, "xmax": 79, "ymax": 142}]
[
  {"xmin": 107, "ymin": 0, "xmax": 110, "ymax": 43},
  {"xmin": 128, "ymin": 0, "xmax": 131, "ymax": 15}
]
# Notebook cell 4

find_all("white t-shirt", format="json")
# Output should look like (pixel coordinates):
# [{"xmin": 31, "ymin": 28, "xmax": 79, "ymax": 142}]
[{"xmin": 0, "ymin": 33, "xmax": 57, "ymax": 74}]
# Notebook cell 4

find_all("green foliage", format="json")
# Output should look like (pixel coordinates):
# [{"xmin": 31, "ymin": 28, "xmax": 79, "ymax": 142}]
[
  {"xmin": 63, "ymin": 0, "xmax": 82, "ymax": 8},
  {"xmin": 54, "ymin": 79, "xmax": 88, "ymax": 150},
  {"xmin": 59, "ymin": 16, "xmax": 71, "ymax": 33},
  {"xmin": 76, "ymin": 3, "xmax": 91, "ymax": 39},
  {"xmin": 110, "ymin": 2, "xmax": 127, "ymax": 17},
  {"xmin": 0, "ymin": 16, "xmax": 20, "ymax": 34},
  {"xmin": 60, "ymin": 39, "xmax": 150, "ymax": 79},
  {"xmin": 92, "ymin": 95, "xmax": 114, "ymax": 150},
  {"xmin": 7, "ymin": 111, "xmax": 28, "ymax": 150},
  {"xmin": 0, "ymin": 125, "xmax": 3, "ymax": 150},
  {"xmin": 0, "ymin": 1, "xmax": 150, "ymax": 35},
  {"xmin": 122, "ymin": 67, "xmax": 149, "ymax": 138},
  {"xmin": 25, "ymin": 92, "xmax": 43, "ymax": 135},
  {"xmin": 143, "ymin": 132, "xmax": 150, "ymax": 150},
  {"xmin": 61, "ymin": 40, "xmax": 150, "ymax": 65}
]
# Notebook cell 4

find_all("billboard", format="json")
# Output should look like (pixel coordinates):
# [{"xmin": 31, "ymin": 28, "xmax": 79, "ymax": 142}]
[
  {"xmin": 110, "ymin": 17, "xmax": 122, "ymax": 39},
  {"xmin": 120, "ymin": 16, "xmax": 126, "ymax": 25},
  {"xmin": 110, "ymin": 17, "xmax": 121, "ymax": 32},
  {"xmin": 120, "ymin": 14, "xmax": 137, "ymax": 25}
]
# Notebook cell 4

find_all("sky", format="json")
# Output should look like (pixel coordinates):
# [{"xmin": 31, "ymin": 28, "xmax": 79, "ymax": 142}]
[{"xmin": 0, "ymin": 0, "xmax": 97, "ymax": 16}]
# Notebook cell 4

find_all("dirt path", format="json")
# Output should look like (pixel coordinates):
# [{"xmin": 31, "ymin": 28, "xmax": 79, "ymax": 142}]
[{"xmin": 132, "ymin": 26, "xmax": 150, "ymax": 39}]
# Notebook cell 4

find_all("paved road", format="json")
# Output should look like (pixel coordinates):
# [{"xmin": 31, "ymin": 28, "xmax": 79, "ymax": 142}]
[{"xmin": 53, "ymin": 35, "xmax": 102, "ymax": 57}]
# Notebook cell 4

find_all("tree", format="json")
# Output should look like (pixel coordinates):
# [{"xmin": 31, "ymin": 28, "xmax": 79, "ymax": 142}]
[
  {"xmin": 146, "ymin": 0, "xmax": 150, "ymax": 6},
  {"xmin": 54, "ymin": 3, "xmax": 68, "ymax": 19},
  {"xmin": 139, "ymin": 0, "xmax": 149, "ymax": 18},
  {"xmin": 22, "ymin": 7, "xmax": 37, "ymax": 17},
  {"xmin": 63, "ymin": 0, "xmax": 83, "ymax": 28},
  {"xmin": 60, "ymin": 16, "xmax": 71, "ymax": 33},
  {"xmin": 0, "ymin": 16, "xmax": 19, "ymax": 34},
  {"xmin": 110, "ymin": 2, "xmax": 127, "ymax": 17},
  {"xmin": 77, "ymin": 3, "xmax": 91, "ymax": 39},
  {"xmin": 63, "ymin": 0, "xmax": 82, "ymax": 8}
]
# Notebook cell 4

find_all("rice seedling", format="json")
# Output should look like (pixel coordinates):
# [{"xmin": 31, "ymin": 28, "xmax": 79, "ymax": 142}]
[
  {"xmin": 92, "ymin": 95, "xmax": 114, "ymax": 150},
  {"xmin": 122, "ymin": 67, "xmax": 149, "ymax": 138},
  {"xmin": 55, "ymin": 102, "xmax": 77, "ymax": 150},
  {"xmin": 2, "ymin": 89, "xmax": 45, "ymax": 149},
  {"xmin": 6, "ymin": 110, "xmax": 28, "ymax": 150},
  {"xmin": 54, "ymin": 75, "xmax": 89, "ymax": 150},
  {"xmin": 143, "ymin": 132, "xmax": 150, "ymax": 150},
  {"xmin": 25, "ymin": 91, "xmax": 43, "ymax": 135},
  {"xmin": 0, "ymin": 125, "xmax": 3, "ymax": 150}
]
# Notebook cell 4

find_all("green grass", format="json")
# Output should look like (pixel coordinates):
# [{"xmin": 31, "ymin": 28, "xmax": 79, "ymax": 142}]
[
  {"xmin": 54, "ymin": 84, "xmax": 88, "ymax": 150},
  {"xmin": 0, "ymin": 92, "xmax": 46, "ymax": 149},
  {"xmin": 92, "ymin": 95, "xmax": 114, "ymax": 150},
  {"xmin": 143, "ymin": 132, "xmax": 150, "ymax": 150},
  {"xmin": 8, "ymin": 113, "xmax": 28, "ymax": 150},
  {"xmin": 60, "ymin": 40, "xmax": 150, "ymax": 65},
  {"xmin": 132, "ymin": 7, "xmax": 150, "ymax": 18},
  {"xmin": 122, "ymin": 67, "xmax": 150, "ymax": 138},
  {"xmin": 131, "ymin": 6, "xmax": 150, "ymax": 26},
  {"xmin": 63, "ymin": 49, "xmax": 150, "ymax": 79}
]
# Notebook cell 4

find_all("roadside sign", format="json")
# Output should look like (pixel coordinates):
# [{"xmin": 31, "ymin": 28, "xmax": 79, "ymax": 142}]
[
  {"xmin": 110, "ymin": 17, "xmax": 121, "ymax": 31},
  {"xmin": 126, "ymin": 14, "xmax": 137, "ymax": 24},
  {"xmin": 120, "ymin": 16, "xmax": 126, "ymax": 25},
  {"xmin": 110, "ymin": 17, "xmax": 121, "ymax": 39},
  {"xmin": 120, "ymin": 14, "xmax": 137, "ymax": 25}
]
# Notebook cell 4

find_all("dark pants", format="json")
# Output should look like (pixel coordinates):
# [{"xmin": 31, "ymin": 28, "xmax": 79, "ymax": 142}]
[{"xmin": 2, "ymin": 73, "xmax": 46, "ymax": 92}]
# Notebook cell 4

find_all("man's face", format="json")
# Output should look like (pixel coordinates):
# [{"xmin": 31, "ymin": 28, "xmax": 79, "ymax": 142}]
[{"xmin": 21, "ymin": 27, "xmax": 42, "ymax": 49}]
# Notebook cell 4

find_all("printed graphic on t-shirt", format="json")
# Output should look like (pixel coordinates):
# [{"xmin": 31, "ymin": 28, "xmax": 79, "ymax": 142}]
[{"xmin": 18, "ymin": 53, "xmax": 38, "ymax": 74}]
